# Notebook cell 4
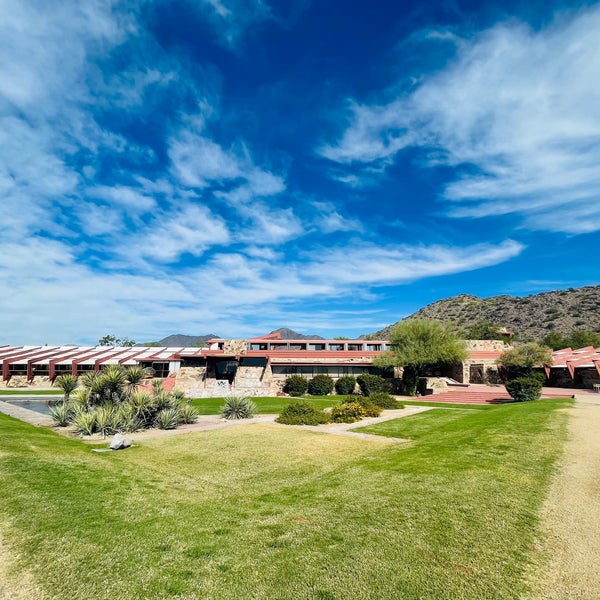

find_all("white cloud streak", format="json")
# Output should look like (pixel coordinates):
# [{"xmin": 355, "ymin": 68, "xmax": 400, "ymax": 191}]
[{"xmin": 321, "ymin": 5, "xmax": 600, "ymax": 234}]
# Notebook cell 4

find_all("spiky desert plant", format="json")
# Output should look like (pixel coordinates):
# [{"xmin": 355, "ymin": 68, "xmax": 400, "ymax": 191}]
[
  {"xmin": 154, "ymin": 391, "xmax": 174, "ymax": 411},
  {"xmin": 128, "ymin": 389, "xmax": 156, "ymax": 427},
  {"xmin": 94, "ymin": 404, "xmax": 118, "ymax": 437},
  {"xmin": 115, "ymin": 403, "xmax": 141, "ymax": 433},
  {"xmin": 54, "ymin": 373, "xmax": 78, "ymax": 401},
  {"xmin": 124, "ymin": 365, "xmax": 147, "ymax": 395},
  {"xmin": 72, "ymin": 409, "xmax": 97, "ymax": 436},
  {"xmin": 70, "ymin": 388, "xmax": 91, "ymax": 409},
  {"xmin": 170, "ymin": 389, "xmax": 185, "ymax": 402},
  {"xmin": 151, "ymin": 379, "xmax": 164, "ymax": 395},
  {"xmin": 220, "ymin": 396, "xmax": 256, "ymax": 420},
  {"xmin": 49, "ymin": 402, "xmax": 72, "ymax": 427},
  {"xmin": 177, "ymin": 404, "xmax": 199, "ymax": 424},
  {"xmin": 100, "ymin": 364, "xmax": 127, "ymax": 402},
  {"xmin": 155, "ymin": 408, "xmax": 179, "ymax": 430}
]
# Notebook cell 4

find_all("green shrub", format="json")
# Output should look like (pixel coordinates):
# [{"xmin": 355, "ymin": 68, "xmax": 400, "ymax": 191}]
[
  {"xmin": 341, "ymin": 395, "xmax": 381, "ymax": 417},
  {"xmin": 154, "ymin": 391, "xmax": 174, "ymax": 411},
  {"xmin": 330, "ymin": 402, "xmax": 364, "ymax": 423},
  {"xmin": 155, "ymin": 408, "xmax": 179, "ymax": 430},
  {"xmin": 178, "ymin": 404, "xmax": 199, "ymax": 424},
  {"xmin": 368, "ymin": 392, "xmax": 401, "ymax": 409},
  {"xmin": 307, "ymin": 374, "xmax": 334, "ymax": 396},
  {"xmin": 356, "ymin": 373, "xmax": 386, "ymax": 397},
  {"xmin": 128, "ymin": 390, "xmax": 156, "ymax": 426},
  {"xmin": 276, "ymin": 400, "xmax": 331, "ymax": 425},
  {"xmin": 505, "ymin": 377, "xmax": 543, "ymax": 402},
  {"xmin": 334, "ymin": 375, "xmax": 356, "ymax": 395},
  {"xmin": 115, "ymin": 403, "xmax": 141, "ymax": 432},
  {"xmin": 220, "ymin": 396, "xmax": 257, "ymax": 420},
  {"xmin": 49, "ymin": 402, "xmax": 72, "ymax": 427},
  {"xmin": 282, "ymin": 375, "xmax": 308, "ymax": 397},
  {"xmin": 54, "ymin": 373, "xmax": 79, "ymax": 400}
]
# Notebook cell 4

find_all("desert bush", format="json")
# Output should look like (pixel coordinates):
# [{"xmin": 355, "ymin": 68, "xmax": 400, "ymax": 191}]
[
  {"xmin": 356, "ymin": 374, "xmax": 386, "ymax": 397},
  {"xmin": 282, "ymin": 375, "xmax": 308, "ymax": 397},
  {"xmin": 341, "ymin": 395, "xmax": 381, "ymax": 417},
  {"xmin": 128, "ymin": 390, "xmax": 156, "ymax": 427},
  {"xmin": 115, "ymin": 403, "xmax": 141, "ymax": 432},
  {"xmin": 178, "ymin": 404, "xmax": 199, "ymax": 424},
  {"xmin": 276, "ymin": 400, "xmax": 331, "ymax": 425},
  {"xmin": 49, "ymin": 402, "xmax": 72, "ymax": 427},
  {"xmin": 54, "ymin": 373, "xmax": 78, "ymax": 401},
  {"xmin": 334, "ymin": 375, "xmax": 356, "ymax": 395},
  {"xmin": 307, "ymin": 375, "xmax": 334, "ymax": 396},
  {"xmin": 155, "ymin": 408, "xmax": 179, "ymax": 430},
  {"xmin": 367, "ymin": 391, "xmax": 400, "ymax": 409},
  {"xmin": 330, "ymin": 402, "xmax": 364, "ymax": 423},
  {"xmin": 505, "ymin": 377, "xmax": 543, "ymax": 402},
  {"xmin": 221, "ymin": 396, "xmax": 256, "ymax": 420},
  {"xmin": 154, "ymin": 391, "xmax": 174, "ymax": 411},
  {"xmin": 151, "ymin": 379, "xmax": 164, "ymax": 394}
]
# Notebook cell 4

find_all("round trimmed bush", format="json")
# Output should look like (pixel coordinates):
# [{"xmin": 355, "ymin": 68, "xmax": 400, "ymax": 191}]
[
  {"xmin": 307, "ymin": 374, "xmax": 334, "ymax": 396},
  {"xmin": 276, "ymin": 400, "xmax": 331, "ymax": 425},
  {"xmin": 356, "ymin": 373, "xmax": 386, "ymax": 397},
  {"xmin": 368, "ymin": 392, "xmax": 400, "ymax": 409},
  {"xmin": 282, "ymin": 375, "xmax": 308, "ymax": 397},
  {"xmin": 505, "ymin": 377, "xmax": 543, "ymax": 402},
  {"xmin": 334, "ymin": 375, "xmax": 356, "ymax": 395},
  {"xmin": 330, "ymin": 402, "xmax": 364, "ymax": 423}
]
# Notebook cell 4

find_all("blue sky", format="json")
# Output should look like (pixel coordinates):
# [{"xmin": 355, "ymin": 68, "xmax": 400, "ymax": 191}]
[{"xmin": 1, "ymin": 0, "xmax": 599, "ymax": 344}]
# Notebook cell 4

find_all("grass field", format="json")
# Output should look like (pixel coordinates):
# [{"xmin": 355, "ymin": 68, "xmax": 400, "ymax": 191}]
[
  {"xmin": 0, "ymin": 399, "xmax": 571, "ymax": 599},
  {"xmin": 0, "ymin": 389, "xmax": 62, "ymax": 396},
  {"xmin": 190, "ymin": 395, "xmax": 342, "ymax": 414}
]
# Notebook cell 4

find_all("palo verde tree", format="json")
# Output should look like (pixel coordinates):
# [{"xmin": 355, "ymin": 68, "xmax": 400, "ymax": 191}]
[
  {"xmin": 374, "ymin": 319, "xmax": 468, "ymax": 396},
  {"xmin": 98, "ymin": 334, "xmax": 136, "ymax": 347},
  {"xmin": 496, "ymin": 342, "xmax": 553, "ymax": 380}
]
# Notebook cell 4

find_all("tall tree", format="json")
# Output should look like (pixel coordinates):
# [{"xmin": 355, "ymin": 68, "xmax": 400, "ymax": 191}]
[
  {"xmin": 375, "ymin": 319, "xmax": 468, "ymax": 395},
  {"xmin": 497, "ymin": 342, "xmax": 553, "ymax": 379}
]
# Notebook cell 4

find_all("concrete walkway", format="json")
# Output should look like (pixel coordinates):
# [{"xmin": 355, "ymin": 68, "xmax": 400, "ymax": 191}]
[{"xmin": 526, "ymin": 393, "xmax": 600, "ymax": 599}]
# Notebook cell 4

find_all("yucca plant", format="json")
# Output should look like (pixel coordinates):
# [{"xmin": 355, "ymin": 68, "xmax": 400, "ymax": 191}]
[
  {"xmin": 154, "ymin": 391, "xmax": 174, "ymax": 412},
  {"xmin": 115, "ymin": 403, "xmax": 141, "ymax": 433},
  {"xmin": 70, "ymin": 388, "xmax": 91, "ymax": 409},
  {"xmin": 49, "ymin": 402, "xmax": 72, "ymax": 427},
  {"xmin": 178, "ymin": 403, "xmax": 199, "ymax": 424},
  {"xmin": 124, "ymin": 365, "xmax": 147, "ymax": 396},
  {"xmin": 128, "ymin": 389, "xmax": 156, "ymax": 427},
  {"xmin": 170, "ymin": 389, "xmax": 185, "ymax": 402},
  {"xmin": 100, "ymin": 364, "xmax": 127, "ymax": 402},
  {"xmin": 151, "ymin": 379, "xmax": 164, "ymax": 395},
  {"xmin": 72, "ymin": 409, "xmax": 97, "ymax": 436},
  {"xmin": 220, "ymin": 396, "xmax": 256, "ymax": 420},
  {"xmin": 54, "ymin": 373, "xmax": 78, "ymax": 401},
  {"xmin": 155, "ymin": 408, "xmax": 179, "ymax": 430},
  {"xmin": 94, "ymin": 404, "xmax": 118, "ymax": 437}
]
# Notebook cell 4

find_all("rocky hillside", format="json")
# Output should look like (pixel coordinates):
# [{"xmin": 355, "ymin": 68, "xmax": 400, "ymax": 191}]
[
  {"xmin": 369, "ymin": 285, "xmax": 600, "ymax": 341},
  {"xmin": 153, "ymin": 334, "xmax": 218, "ymax": 347},
  {"xmin": 267, "ymin": 327, "xmax": 324, "ymax": 340}
]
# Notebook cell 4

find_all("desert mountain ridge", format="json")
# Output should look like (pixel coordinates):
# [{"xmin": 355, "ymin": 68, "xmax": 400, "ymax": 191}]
[{"xmin": 366, "ymin": 284, "xmax": 600, "ymax": 341}]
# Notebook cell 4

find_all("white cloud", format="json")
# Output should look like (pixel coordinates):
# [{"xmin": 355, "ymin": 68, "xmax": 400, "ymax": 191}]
[
  {"xmin": 321, "ymin": 5, "xmax": 600, "ymax": 234},
  {"xmin": 311, "ymin": 201, "xmax": 363, "ymax": 233}
]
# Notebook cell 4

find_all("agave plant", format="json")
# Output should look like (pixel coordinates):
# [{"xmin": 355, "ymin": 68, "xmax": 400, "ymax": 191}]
[
  {"xmin": 115, "ymin": 403, "xmax": 141, "ymax": 433},
  {"xmin": 49, "ymin": 402, "xmax": 72, "ymax": 427},
  {"xmin": 100, "ymin": 364, "xmax": 127, "ymax": 402},
  {"xmin": 70, "ymin": 388, "xmax": 91, "ymax": 409},
  {"xmin": 128, "ymin": 389, "xmax": 156, "ymax": 427},
  {"xmin": 72, "ymin": 409, "xmax": 97, "ymax": 436},
  {"xmin": 94, "ymin": 404, "xmax": 118, "ymax": 437},
  {"xmin": 178, "ymin": 404, "xmax": 199, "ymax": 424},
  {"xmin": 220, "ymin": 396, "xmax": 256, "ymax": 420},
  {"xmin": 154, "ymin": 391, "xmax": 174, "ymax": 412},
  {"xmin": 170, "ymin": 389, "xmax": 185, "ymax": 402},
  {"xmin": 155, "ymin": 408, "xmax": 179, "ymax": 430},
  {"xmin": 151, "ymin": 379, "xmax": 164, "ymax": 395}
]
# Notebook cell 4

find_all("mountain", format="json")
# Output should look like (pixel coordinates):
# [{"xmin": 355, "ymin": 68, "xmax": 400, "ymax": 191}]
[
  {"xmin": 149, "ymin": 334, "xmax": 219, "ymax": 347},
  {"xmin": 267, "ymin": 327, "xmax": 325, "ymax": 340},
  {"xmin": 367, "ymin": 285, "xmax": 600, "ymax": 341}
]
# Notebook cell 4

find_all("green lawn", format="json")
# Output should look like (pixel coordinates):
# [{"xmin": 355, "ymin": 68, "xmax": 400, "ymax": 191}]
[
  {"xmin": 0, "ymin": 389, "xmax": 62, "ymax": 395},
  {"xmin": 0, "ymin": 399, "xmax": 571, "ymax": 599},
  {"xmin": 190, "ymin": 395, "xmax": 341, "ymax": 415}
]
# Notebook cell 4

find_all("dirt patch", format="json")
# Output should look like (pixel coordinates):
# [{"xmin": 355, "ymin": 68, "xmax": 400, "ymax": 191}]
[
  {"xmin": 0, "ymin": 530, "xmax": 46, "ymax": 600},
  {"xmin": 526, "ymin": 395, "xmax": 600, "ymax": 599}
]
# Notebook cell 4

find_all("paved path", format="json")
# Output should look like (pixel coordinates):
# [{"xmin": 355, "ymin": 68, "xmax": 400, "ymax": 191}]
[{"xmin": 526, "ymin": 393, "xmax": 600, "ymax": 599}]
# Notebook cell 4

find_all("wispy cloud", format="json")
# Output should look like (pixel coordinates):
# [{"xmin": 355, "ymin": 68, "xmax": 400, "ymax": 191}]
[{"xmin": 321, "ymin": 5, "xmax": 600, "ymax": 234}]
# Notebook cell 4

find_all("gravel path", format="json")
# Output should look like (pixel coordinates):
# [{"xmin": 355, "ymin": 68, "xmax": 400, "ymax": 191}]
[{"xmin": 526, "ymin": 394, "xmax": 600, "ymax": 599}]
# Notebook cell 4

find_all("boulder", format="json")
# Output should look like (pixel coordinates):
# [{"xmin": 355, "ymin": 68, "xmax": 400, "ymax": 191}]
[{"xmin": 110, "ymin": 433, "xmax": 132, "ymax": 450}]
